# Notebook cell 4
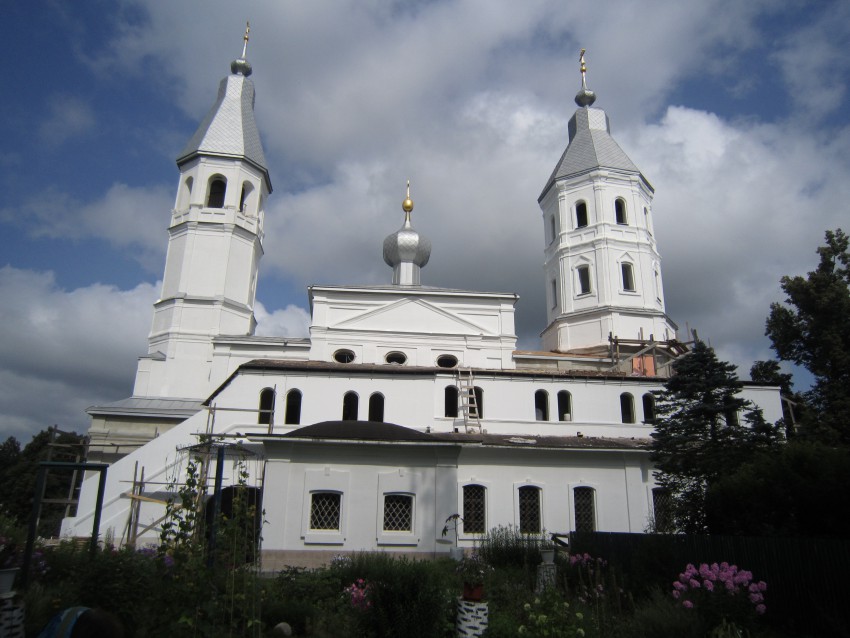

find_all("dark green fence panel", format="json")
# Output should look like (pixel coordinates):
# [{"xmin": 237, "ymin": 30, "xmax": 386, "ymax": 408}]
[{"xmin": 569, "ymin": 532, "xmax": 850, "ymax": 638}]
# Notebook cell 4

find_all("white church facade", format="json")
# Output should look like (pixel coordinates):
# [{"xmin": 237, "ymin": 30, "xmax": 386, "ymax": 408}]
[{"xmin": 63, "ymin": 40, "xmax": 782, "ymax": 568}]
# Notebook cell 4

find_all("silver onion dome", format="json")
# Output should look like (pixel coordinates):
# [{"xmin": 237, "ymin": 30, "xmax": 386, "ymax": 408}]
[
  {"xmin": 382, "ymin": 182, "xmax": 431, "ymax": 286},
  {"xmin": 574, "ymin": 48, "xmax": 596, "ymax": 107},
  {"xmin": 231, "ymin": 22, "xmax": 253, "ymax": 77}
]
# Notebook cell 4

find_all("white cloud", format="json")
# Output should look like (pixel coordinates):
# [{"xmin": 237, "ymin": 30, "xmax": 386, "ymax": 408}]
[
  {"xmin": 38, "ymin": 94, "xmax": 95, "ymax": 145},
  {"xmin": 254, "ymin": 302, "xmax": 310, "ymax": 338},
  {"xmin": 0, "ymin": 267, "xmax": 157, "ymax": 441},
  {"xmin": 2, "ymin": 183, "xmax": 171, "ymax": 272}
]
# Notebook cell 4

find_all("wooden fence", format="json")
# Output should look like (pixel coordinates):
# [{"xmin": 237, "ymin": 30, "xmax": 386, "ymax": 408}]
[{"xmin": 569, "ymin": 532, "xmax": 850, "ymax": 638}]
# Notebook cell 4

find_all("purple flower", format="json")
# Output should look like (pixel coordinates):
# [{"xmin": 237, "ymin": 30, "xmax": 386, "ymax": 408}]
[
  {"xmin": 673, "ymin": 581, "xmax": 686, "ymax": 591},
  {"xmin": 704, "ymin": 580, "xmax": 714, "ymax": 592},
  {"xmin": 757, "ymin": 581, "xmax": 767, "ymax": 592},
  {"xmin": 672, "ymin": 590, "xmax": 680, "ymax": 599},
  {"xmin": 682, "ymin": 600, "xmax": 694, "ymax": 609},
  {"xmin": 689, "ymin": 579, "xmax": 701, "ymax": 589},
  {"xmin": 756, "ymin": 604, "xmax": 766, "ymax": 615},
  {"xmin": 749, "ymin": 593, "xmax": 763, "ymax": 604}
]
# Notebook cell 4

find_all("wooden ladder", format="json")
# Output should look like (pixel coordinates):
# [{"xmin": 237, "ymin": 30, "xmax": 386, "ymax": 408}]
[{"xmin": 457, "ymin": 368, "xmax": 482, "ymax": 434}]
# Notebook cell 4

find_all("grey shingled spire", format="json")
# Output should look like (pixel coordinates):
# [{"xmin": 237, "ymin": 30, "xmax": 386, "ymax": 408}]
[
  {"xmin": 176, "ymin": 25, "xmax": 271, "ymax": 190},
  {"xmin": 539, "ymin": 50, "xmax": 650, "ymax": 202}
]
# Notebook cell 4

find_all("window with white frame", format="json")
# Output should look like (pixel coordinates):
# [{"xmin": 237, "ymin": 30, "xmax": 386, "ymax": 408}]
[
  {"xmin": 518, "ymin": 486, "xmax": 541, "ymax": 534},
  {"xmin": 573, "ymin": 486, "xmax": 596, "ymax": 532},
  {"xmin": 463, "ymin": 484, "xmax": 486, "ymax": 534},
  {"xmin": 577, "ymin": 265, "xmax": 592, "ymax": 295},
  {"xmin": 310, "ymin": 492, "xmax": 341, "ymax": 531},
  {"xmin": 621, "ymin": 263, "xmax": 635, "ymax": 291},
  {"xmin": 576, "ymin": 201, "xmax": 588, "ymax": 228},
  {"xmin": 615, "ymin": 198, "xmax": 627, "ymax": 225},
  {"xmin": 620, "ymin": 393, "xmax": 636, "ymax": 424},
  {"xmin": 285, "ymin": 389, "xmax": 302, "ymax": 425},
  {"xmin": 383, "ymin": 494, "xmax": 413, "ymax": 532}
]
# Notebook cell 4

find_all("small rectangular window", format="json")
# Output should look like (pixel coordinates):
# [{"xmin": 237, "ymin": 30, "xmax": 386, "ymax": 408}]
[
  {"xmin": 577, "ymin": 266, "xmax": 591, "ymax": 295},
  {"xmin": 551, "ymin": 279, "xmax": 558, "ymax": 309},
  {"xmin": 310, "ymin": 492, "xmax": 341, "ymax": 531},
  {"xmin": 549, "ymin": 215, "xmax": 557, "ymax": 243},
  {"xmin": 383, "ymin": 494, "xmax": 413, "ymax": 532},
  {"xmin": 652, "ymin": 488, "xmax": 673, "ymax": 533},
  {"xmin": 622, "ymin": 263, "xmax": 635, "ymax": 291}
]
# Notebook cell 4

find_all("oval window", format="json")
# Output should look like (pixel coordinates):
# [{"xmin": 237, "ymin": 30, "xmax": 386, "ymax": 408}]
[
  {"xmin": 385, "ymin": 351, "xmax": 407, "ymax": 365},
  {"xmin": 436, "ymin": 354, "xmax": 459, "ymax": 368},
  {"xmin": 333, "ymin": 349, "xmax": 356, "ymax": 364}
]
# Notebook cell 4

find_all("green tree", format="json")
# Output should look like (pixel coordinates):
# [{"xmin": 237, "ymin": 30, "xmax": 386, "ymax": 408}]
[
  {"xmin": 749, "ymin": 359, "xmax": 806, "ymax": 435},
  {"xmin": 649, "ymin": 341, "xmax": 783, "ymax": 533},
  {"xmin": 766, "ymin": 228, "xmax": 850, "ymax": 445},
  {"xmin": 706, "ymin": 441, "xmax": 850, "ymax": 538}
]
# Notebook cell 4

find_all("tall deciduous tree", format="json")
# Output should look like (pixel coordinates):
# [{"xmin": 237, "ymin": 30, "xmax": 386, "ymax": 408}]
[
  {"xmin": 766, "ymin": 229, "xmax": 850, "ymax": 445},
  {"xmin": 650, "ymin": 341, "xmax": 783, "ymax": 533}
]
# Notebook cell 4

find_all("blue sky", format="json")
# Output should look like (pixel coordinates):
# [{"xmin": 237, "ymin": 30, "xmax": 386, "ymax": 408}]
[{"xmin": 2, "ymin": 0, "xmax": 848, "ymax": 441}]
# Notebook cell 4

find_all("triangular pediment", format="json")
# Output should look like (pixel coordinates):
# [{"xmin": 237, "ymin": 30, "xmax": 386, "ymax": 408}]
[{"xmin": 331, "ymin": 297, "xmax": 494, "ymax": 336}]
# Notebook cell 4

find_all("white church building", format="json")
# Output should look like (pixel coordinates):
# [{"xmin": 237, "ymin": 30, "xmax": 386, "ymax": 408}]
[{"xmin": 62, "ymin": 40, "xmax": 782, "ymax": 568}]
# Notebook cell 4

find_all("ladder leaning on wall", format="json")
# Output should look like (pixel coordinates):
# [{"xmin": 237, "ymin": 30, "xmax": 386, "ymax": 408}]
[{"xmin": 456, "ymin": 368, "xmax": 482, "ymax": 434}]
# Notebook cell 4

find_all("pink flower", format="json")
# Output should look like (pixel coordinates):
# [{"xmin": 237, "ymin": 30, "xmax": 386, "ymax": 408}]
[
  {"xmin": 749, "ymin": 583, "xmax": 760, "ymax": 593},
  {"xmin": 756, "ymin": 604, "xmax": 766, "ymax": 615},
  {"xmin": 758, "ymin": 581, "xmax": 767, "ymax": 592},
  {"xmin": 672, "ymin": 590, "xmax": 680, "ymax": 599},
  {"xmin": 704, "ymin": 580, "xmax": 714, "ymax": 592},
  {"xmin": 682, "ymin": 600, "xmax": 694, "ymax": 609},
  {"xmin": 689, "ymin": 579, "xmax": 701, "ymax": 589},
  {"xmin": 749, "ymin": 593, "xmax": 763, "ymax": 604},
  {"xmin": 673, "ymin": 581, "xmax": 686, "ymax": 591}
]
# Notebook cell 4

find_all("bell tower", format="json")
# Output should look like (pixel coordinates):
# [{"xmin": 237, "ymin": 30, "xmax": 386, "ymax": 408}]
[
  {"xmin": 133, "ymin": 24, "xmax": 272, "ymax": 399},
  {"xmin": 538, "ymin": 50, "xmax": 676, "ymax": 354}
]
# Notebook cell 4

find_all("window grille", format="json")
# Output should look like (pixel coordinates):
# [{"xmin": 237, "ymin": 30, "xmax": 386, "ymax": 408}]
[
  {"xmin": 463, "ymin": 485, "xmax": 486, "ymax": 534},
  {"xmin": 518, "ymin": 486, "xmax": 541, "ymax": 534},
  {"xmin": 652, "ymin": 488, "xmax": 674, "ymax": 533},
  {"xmin": 574, "ymin": 487, "xmax": 596, "ymax": 532},
  {"xmin": 310, "ymin": 492, "xmax": 341, "ymax": 531},
  {"xmin": 383, "ymin": 494, "xmax": 413, "ymax": 531}
]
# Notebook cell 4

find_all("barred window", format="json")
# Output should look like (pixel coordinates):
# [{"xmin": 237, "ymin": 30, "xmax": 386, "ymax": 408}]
[
  {"xmin": 310, "ymin": 492, "xmax": 341, "ymax": 531},
  {"xmin": 652, "ymin": 487, "xmax": 674, "ymax": 533},
  {"xmin": 463, "ymin": 485, "xmax": 486, "ymax": 534},
  {"xmin": 518, "ymin": 486, "xmax": 541, "ymax": 534},
  {"xmin": 383, "ymin": 494, "xmax": 413, "ymax": 532},
  {"xmin": 574, "ymin": 486, "xmax": 596, "ymax": 533}
]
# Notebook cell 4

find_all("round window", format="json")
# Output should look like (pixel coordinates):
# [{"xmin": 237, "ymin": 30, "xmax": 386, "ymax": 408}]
[
  {"xmin": 333, "ymin": 349, "xmax": 356, "ymax": 363},
  {"xmin": 385, "ymin": 351, "xmax": 407, "ymax": 365},
  {"xmin": 436, "ymin": 354, "xmax": 459, "ymax": 368}
]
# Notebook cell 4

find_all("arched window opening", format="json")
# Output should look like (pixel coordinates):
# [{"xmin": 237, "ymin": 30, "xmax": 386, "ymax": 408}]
[
  {"xmin": 577, "ymin": 265, "xmax": 591, "ymax": 295},
  {"xmin": 621, "ymin": 263, "xmax": 635, "ymax": 291},
  {"xmin": 573, "ymin": 486, "xmax": 596, "ymax": 532},
  {"xmin": 334, "ymin": 349, "xmax": 355, "ymax": 364},
  {"xmin": 642, "ymin": 393, "xmax": 656, "ymax": 424},
  {"xmin": 368, "ymin": 393, "xmax": 385, "ymax": 422},
  {"xmin": 285, "ymin": 389, "xmax": 302, "ymax": 425},
  {"xmin": 518, "ymin": 486, "xmax": 541, "ymax": 534},
  {"xmin": 534, "ymin": 390, "xmax": 549, "ymax": 421},
  {"xmin": 238, "ymin": 181, "xmax": 254, "ymax": 214},
  {"xmin": 615, "ymin": 198, "xmax": 627, "ymax": 225},
  {"xmin": 385, "ymin": 351, "xmax": 407, "ymax": 365},
  {"xmin": 576, "ymin": 201, "xmax": 588, "ymax": 228},
  {"xmin": 444, "ymin": 386, "xmax": 459, "ymax": 418},
  {"xmin": 557, "ymin": 390, "xmax": 572, "ymax": 421},
  {"xmin": 207, "ymin": 176, "xmax": 226, "ymax": 208},
  {"xmin": 463, "ymin": 484, "xmax": 486, "ymax": 534},
  {"xmin": 437, "ymin": 354, "xmax": 459, "ymax": 368},
  {"xmin": 620, "ymin": 393, "xmax": 635, "ymax": 424},
  {"xmin": 342, "ymin": 392, "xmax": 359, "ymax": 421},
  {"xmin": 257, "ymin": 388, "xmax": 275, "ymax": 425}
]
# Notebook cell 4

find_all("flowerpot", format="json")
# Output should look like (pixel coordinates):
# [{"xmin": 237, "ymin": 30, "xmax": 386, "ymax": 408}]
[
  {"xmin": 540, "ymin": 549, "xmax": 555, "ymax": 564},
  {"xmin": 0, "ymin": 568, "xmax": 19, "ymax": 594},
  {"xmin": 462, "ymin": 582, "xmax": 484, "ymax": 602}
]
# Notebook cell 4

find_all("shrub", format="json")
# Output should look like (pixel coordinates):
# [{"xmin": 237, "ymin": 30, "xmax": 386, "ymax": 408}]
[{"xmin": 478, "ymin": 525, "xmax": 546, "ymax": 570}]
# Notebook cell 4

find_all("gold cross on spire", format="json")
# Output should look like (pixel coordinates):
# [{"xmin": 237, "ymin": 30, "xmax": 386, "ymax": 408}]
[
  {"xmin": 579, "ymin": 48, "xmax": 587, "ymax": 86},
  {"xmin": 241, "ymin": 21, "xmax": 251, "ymax": 59}
]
